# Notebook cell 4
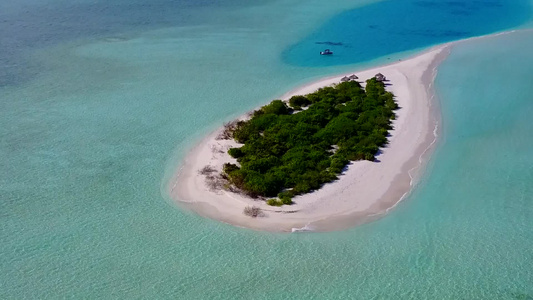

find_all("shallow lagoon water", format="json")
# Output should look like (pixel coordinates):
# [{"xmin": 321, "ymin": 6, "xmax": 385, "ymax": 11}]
[{"xmin": 1, "ymin": 0, "xmax": 532, "ymax": 298}]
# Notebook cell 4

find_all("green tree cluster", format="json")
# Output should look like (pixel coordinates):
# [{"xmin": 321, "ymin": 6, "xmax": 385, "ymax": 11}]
[{"xmin": 223, "ymin": 78, "xmax": 398, "ymax": 204}]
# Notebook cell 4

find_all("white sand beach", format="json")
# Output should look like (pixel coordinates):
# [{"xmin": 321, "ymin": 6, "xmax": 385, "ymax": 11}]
[{"xmin": 169, "ymin": 44, "xmax": 451, "ymax": 232}]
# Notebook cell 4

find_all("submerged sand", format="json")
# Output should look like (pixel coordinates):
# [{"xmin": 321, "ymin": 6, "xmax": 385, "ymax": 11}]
[{"xmin": 169, "ymin": 44, "xmax": 450, "ymax": 232}]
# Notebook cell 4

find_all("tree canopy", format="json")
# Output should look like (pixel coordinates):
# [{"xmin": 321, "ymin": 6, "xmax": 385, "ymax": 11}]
[{"xmin": 223, "ymin": 78, "xmax": 398, "ymax": 205}]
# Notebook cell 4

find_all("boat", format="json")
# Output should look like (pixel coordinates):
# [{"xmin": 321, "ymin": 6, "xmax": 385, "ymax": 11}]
[{"xmin": 320, "ymin": 49, "xmax": 333, "ymax": 55}]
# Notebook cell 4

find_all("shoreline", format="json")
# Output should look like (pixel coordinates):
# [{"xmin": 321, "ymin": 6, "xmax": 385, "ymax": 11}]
[
  {"xmin": 169, "ymin": 45, "xmax": 450, "ymax": 232},
  {"xmin": 305, "ymin": 46, "xmax": 449, "ymax": 231}
]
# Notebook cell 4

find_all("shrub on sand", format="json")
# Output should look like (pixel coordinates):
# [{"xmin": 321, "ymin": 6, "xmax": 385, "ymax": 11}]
[{"xmin": 243, "ymin": 206, "xmax": 263, "ymax": 217}]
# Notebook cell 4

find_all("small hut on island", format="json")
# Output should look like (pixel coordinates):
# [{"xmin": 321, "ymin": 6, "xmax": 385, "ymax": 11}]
[
  {"xmin": 375, "ymin": 73, "xmax": 386, "ymax": 82},
  {"xmin": 340, "ymin": 74, "xmax": 359, "ymax": 83}
]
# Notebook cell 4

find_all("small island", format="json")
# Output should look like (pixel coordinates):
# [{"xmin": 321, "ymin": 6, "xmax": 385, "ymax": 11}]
[
  {"xmin": 219, "ymin": 77, "xmax": 398, "ymax": 206},
  {"xmin": 171, "ymin": 46, "xmax": 446, "ymax": 232}
]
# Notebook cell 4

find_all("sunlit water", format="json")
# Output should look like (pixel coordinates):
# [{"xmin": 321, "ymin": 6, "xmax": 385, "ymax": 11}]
[{"xmin": 1, "ymin": 0, "xmax": 532, "ymax": 298}]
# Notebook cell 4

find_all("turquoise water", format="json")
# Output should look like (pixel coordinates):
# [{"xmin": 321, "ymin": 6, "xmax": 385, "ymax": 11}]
[{"xmin": 1, "ymin": 0, "xmax": 532, "ymax": 298}]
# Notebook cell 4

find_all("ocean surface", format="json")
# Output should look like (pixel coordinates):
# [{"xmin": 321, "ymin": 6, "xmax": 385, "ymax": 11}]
[{"xmin": 1, "ymin": 0, "xmax": 532, "ymax": 298}]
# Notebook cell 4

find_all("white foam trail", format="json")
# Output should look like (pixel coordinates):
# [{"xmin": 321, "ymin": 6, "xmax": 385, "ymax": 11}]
[{"xmin": 291, "ymin": 223, "xmax": 315, "ymax": 233}]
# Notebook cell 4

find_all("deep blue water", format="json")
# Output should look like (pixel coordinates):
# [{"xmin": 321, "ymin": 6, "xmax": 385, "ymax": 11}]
[
  {"xmin": 283, "ymin": 0, "xmax": 531, "ymax": 66},
  {"xmin": 0, "ymin": 0, "xmax": 271, "ymax": 86}
]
